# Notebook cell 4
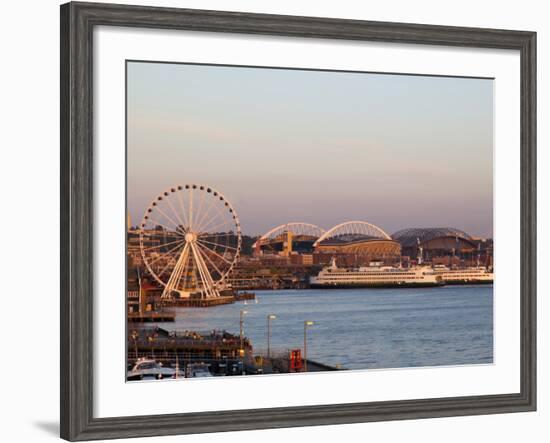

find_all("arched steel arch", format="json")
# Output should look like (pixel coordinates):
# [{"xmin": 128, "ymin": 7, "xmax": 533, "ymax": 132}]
[
  {"xmin": 253, "ymin": 222, "xmax": 325, "ymax": 248},
  {"xmin": 313, "ymin": 220, "xmax": 391, "ymax": 247},
  {"xmin": 391, "ymin": 227, "xmax": 473, "ymax": 247}
]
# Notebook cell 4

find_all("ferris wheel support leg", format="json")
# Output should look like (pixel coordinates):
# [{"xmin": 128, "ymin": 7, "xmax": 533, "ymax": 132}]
[
  {"xmin": 195, "ymin": 242, "xmax": 219, "ymax": 298},
  {"xmin": 161, "ymin": 243, "xmax": 189, "ymax": 299},
  {"xmin": 190, "ymin": 243, "xmax": 212, "ymax": 299},
  {"xmin": 178, "ymin": 248, "xmax": 192, "ymax": 294},
  {"xmin": 190, "ymin": 242, "xmax": 220, "ymax": 299},
  {"xmin": 188, "ymin": 242, "xmax": 206, "ymax": 298},
  {"xmin": 197, "ymin": 251, "xmax": 220, "ymax": 298}
]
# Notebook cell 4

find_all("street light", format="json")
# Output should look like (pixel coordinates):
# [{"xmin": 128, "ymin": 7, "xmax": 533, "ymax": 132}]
[
  {"xmin": 239, "ymin": 309, "xmax": 248, "ymax": 374},
  {"xmin": 147, "ymin": 335, "xmax": 154, "ymax": 359},
  {"xmin": 170, "ymin": 338, "xmax": 182, "ymax": 379},
  {"xmin": 267, "ymin": 314, "xmax": 277, "ymax": 359},
  {"xmin": 303, "ymin": 320, "xmax": 314, "ymax": 372},
  {"xmin": 131, "ymin": 330, "xmax": 138, "ymax": 360},
  {"xmin": 239, "ymin": 309, "xmax": 249, "ymax": 350}
]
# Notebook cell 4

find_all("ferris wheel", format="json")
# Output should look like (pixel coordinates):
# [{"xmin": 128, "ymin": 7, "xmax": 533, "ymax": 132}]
[{"xmin": 138, "ymin": 184, "xmax": 241, "ymax": 299}]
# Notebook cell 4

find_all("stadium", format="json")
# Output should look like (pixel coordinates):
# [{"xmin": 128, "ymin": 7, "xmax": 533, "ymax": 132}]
[
  {"xmin": 392, "ymin": 227, "xmax": 492, "ymax": 266},
  {"xmin": 253, "ymin": 220, "xmax": 402, "ymax": 266},
  {"xmin": 252, "ymin": 222, "xmax": 490, "ymax": 267}
]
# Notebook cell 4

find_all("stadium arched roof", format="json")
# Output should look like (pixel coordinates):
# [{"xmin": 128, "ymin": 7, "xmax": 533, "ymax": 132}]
[
  {"xmin": 391, "ymin": 227, "xmax": 473, "ymax": 247},
  {"xmin": 314, "ymin": 221, "xmax": 391, "ymax": 247},
  {"xmin": 253, "ymin": 222, "xmax": 325, "ymax": 248}
]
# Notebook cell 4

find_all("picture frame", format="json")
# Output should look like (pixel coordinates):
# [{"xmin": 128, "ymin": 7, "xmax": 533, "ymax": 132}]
[{"xmin": 60, "ymin": 1, "xmax": 536, "ymax": 441}]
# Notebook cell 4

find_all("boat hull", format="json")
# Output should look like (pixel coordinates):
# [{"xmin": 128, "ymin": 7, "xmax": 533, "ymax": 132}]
[
  {"xmin": 441, "ymin": 279, "xmax": 493, "ymax": 285},
  {"xmin": 309, "ymin": 281, "xmax": 445, "ymax": 289}
]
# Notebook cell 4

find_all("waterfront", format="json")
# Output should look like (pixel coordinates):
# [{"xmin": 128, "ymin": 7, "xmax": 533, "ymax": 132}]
[{"xmin": 156, "ymin": 285, "xmax": 493, "ymax": 371}]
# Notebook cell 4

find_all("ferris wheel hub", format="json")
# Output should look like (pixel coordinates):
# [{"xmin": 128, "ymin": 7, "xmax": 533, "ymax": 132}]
[{"xmin": 184, "ymin": 232, "xmax": 197, "ymax": 243}]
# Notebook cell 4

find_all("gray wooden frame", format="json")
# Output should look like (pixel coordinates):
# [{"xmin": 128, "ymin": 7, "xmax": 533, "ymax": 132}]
[{"xmin": 60, "ymin": 1, "xmax": 536, "ymax": 441}]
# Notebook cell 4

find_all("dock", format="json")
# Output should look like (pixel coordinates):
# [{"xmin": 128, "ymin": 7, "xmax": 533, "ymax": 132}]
[
  {"xmin": 128, "ymin": 310, "xmax": 175, "ymax": 322},
  {"xmin": 234, "ymin": 292, "xmax": 256, "ymax": 301},
  {"xmin": 160, "ymin": 291, "xmax": 256, "ymax": 308},
  {"xmin": 128, "ymin": 326, "xmax": 251, "ymax": 363},
  {"xmin": 247, "ymin": 352, "xmax": 343, "ymax": 374},
  {"xmin": 303, "ymin": 359, "xmax": 343, "ymax": 372},
  {"xmin": 128, "ymin": 326, "xmax": 345, "ymax": 379},
  {"xmin": 165, "ymin": 296, "xmax": 236, "ymax": 308}
]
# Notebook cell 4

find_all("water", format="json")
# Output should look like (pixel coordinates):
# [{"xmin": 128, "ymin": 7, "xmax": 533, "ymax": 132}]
[{"xmin": 159, "ymin": 286, "xmax": 493, "ymax": 370}]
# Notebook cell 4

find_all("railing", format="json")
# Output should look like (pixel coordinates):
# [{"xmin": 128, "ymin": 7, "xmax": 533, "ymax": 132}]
[{"xmin": 128, "ymin": 329, "xmax": 252, "ymax": 350}]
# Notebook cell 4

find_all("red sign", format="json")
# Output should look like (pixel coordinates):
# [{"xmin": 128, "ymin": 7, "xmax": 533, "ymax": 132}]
[{"xmin": 289, "ymin": 349, "xmax": 302, "ymax": 371}]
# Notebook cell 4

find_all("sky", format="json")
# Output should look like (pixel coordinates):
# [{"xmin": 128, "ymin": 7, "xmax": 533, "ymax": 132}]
[{"xmin": 127, "ymin": 61, "xmax": 493, "ymax": 238}]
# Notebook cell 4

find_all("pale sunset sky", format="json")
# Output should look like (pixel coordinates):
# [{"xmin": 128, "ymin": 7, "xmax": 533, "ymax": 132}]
[{"xmin": 127, "ymin": 61, "xmax": 493, "ymax": 238}]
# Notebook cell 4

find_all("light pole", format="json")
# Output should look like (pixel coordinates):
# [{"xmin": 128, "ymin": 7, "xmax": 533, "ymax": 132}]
[
  {"xmin": 131, "ymin": 330, "xmax": 138, "ymax": 361},
  {"xmin": 239, "ymin": 309, "xmax": 249, "ymax": 350},
  {"xmin": 239, "ymin": 309, "xmax": 248, "ymax": 374},
  {"xmin": 303, "ymin": 321, "xmax": 314, "ymax": 372},
  {"xmin": 148, "ymin": 335, "xmax": 154, "ymax": 359},
  {"xmin": 172, "ymin": 339, "xmax": 180, "ymax": 379},
  {"xmin": 267, "ymin": 314, "xmax": 277, "ymax": 359}
]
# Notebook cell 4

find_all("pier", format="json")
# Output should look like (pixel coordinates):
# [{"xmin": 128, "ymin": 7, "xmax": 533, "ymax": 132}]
[
  {"xmin": 127, "ymin": 326, "xmax": 345, "ymax": 378},
  {"xmin": 165, "ymin": 296, "xmax": 236, "ymax": 308},
  {"xmin": 244, "ymin": 355, "xmax": 342, "ymax": 375},
  {"xmin": 159, "ymin": 291, "xmax": 256, "ymax": 308},
  {"xmin": 128, "ymin": 310, "xmax": 175, "ymax": 322},
  {"xmin": 128, "ymin": 327, "xmax": 251, "ymax": 362}
]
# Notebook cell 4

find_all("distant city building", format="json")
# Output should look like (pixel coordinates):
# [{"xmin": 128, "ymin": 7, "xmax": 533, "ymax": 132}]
[{"xmin": 290, "ymin": 254, "xmax": 314, "ymax": 266}]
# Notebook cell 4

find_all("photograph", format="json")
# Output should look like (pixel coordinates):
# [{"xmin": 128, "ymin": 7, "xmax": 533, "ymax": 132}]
[
  {"xmin": 126, "ymin": 61, "xmax": 494, "ymax": 381},
  {"xmin": 1, "ymin": 0, "xmax": 542, "ymax": 441}
]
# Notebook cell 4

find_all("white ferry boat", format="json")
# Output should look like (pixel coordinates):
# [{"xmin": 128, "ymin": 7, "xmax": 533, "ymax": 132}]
[
  {"xmin": 309, "ymin": 258, "xmax": 444, "ymax": 289},
  {"xmin": 432, "ymin": 265, "xmax": 493, "ymax": 285}
]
